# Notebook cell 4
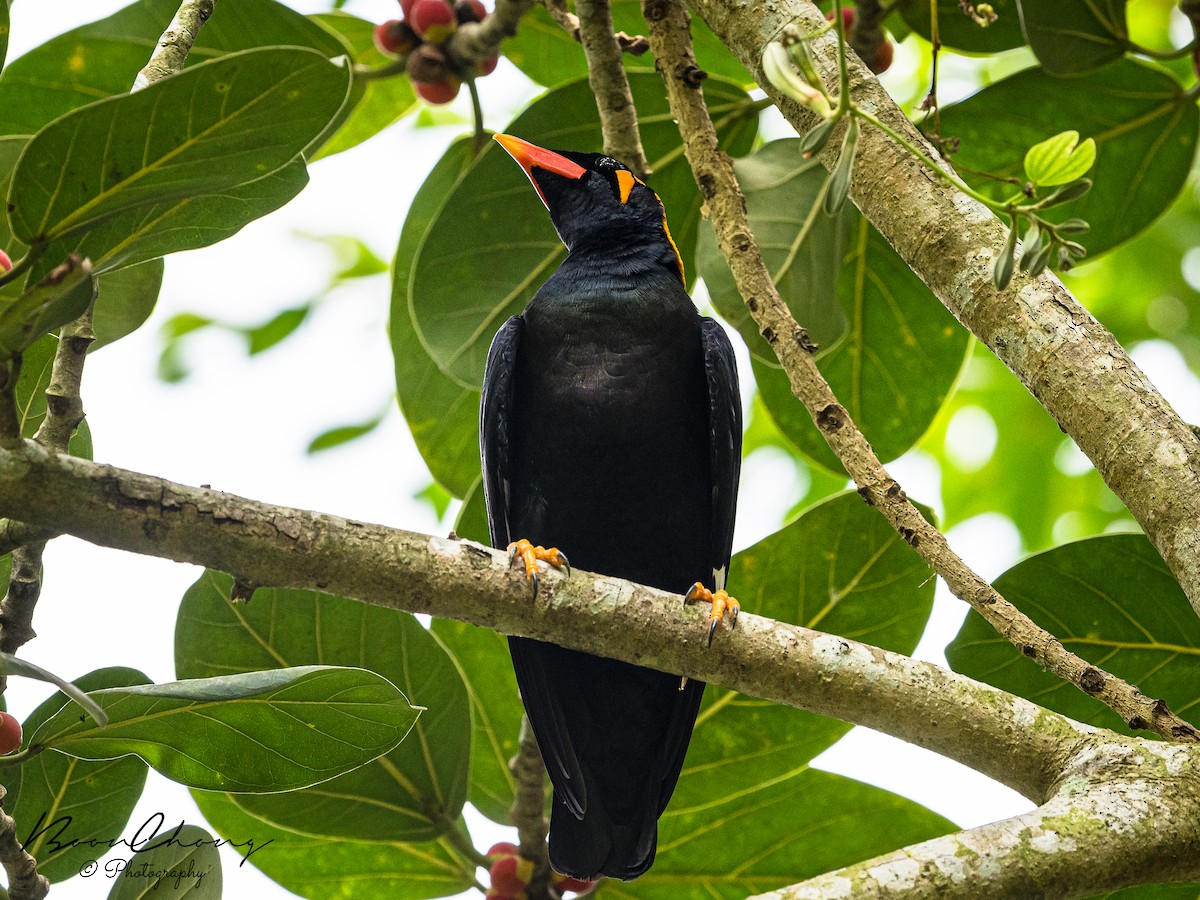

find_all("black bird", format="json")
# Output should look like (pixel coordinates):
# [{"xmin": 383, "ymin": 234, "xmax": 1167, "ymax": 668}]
[{"xmin": 481, "ymin": 134, "xmax": 742, "ymax": 882}]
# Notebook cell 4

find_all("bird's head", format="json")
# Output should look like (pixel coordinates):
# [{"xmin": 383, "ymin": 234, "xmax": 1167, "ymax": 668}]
[{"xmin": 494, "ymin": 133, "xmax": 684, "ymax": 282}]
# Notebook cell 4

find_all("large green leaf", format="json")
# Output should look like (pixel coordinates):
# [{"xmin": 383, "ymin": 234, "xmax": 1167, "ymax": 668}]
[
  {"xmin": 409, "ymin": 72, "xmax": 757, "ymax": 389},
  {"xmin": 30, "ymin": 160, "xmax": 309, "ymax": 283},
  {"xmin": 938, "ymin": 58, "xmax": 1198, "ymax": 257},
  {"xmin": 391, "ymin": 136, "xmax": 481, "ymax": 497},
  {"xmin": 611, "ymin": 491, "xmax": 938, "ymax": 894},
  {"xmin": 947, "ymin": 534, "xmax": 1200, "ymax": 734},
  {"xmin": 617, "ymin": 771, "xmax": 953, "ymax": 899},
  {"xmin": 697, "ymin": 141, "xmax": 850, "ymax": 362},
  {"xmin": 191, "ymin": 789, "xmax": 474, "ymax": 900},
  {"xmin": 898, "ymin": 0, "xmax": 1026, "ymax": 53},
  {"xmin": 28, "ymin": 666, "xmax": 418, "ymax": 793},
  {"xmin": 175, "ymin": 571, "xmax": 471, "ymax": 842},
  {"xmin": 503, "ymin": 0, "xmax": 750, "ymax": 88},
  {"xmin": 428, "ymin": 616, "xmax": 521, "ymax": 824},
  {"xmin": 8, "ymin": 48, "xmax": 350, "ymax": 245},
  {"xmin": 0, "ymin": 0, "xmax": 348, "ymax": 136},
  {"xmin": 91, "ymin": 258, "xmax": 163, "ymax": 350},
  {"xmin": 744, "ymin": 209, "xmax": 969, "ymax": 472},
  {"xmin": 8, "ymin": 668, "xmax": 150, "ymax": 884},
  {"xmin": 310, "ymin": 13, "xmax": 419, "ymax": 160},
  {"xmin": 104, "ymin": 824, "xmax": 222, "ymax": 898},
  {"xmin": 1017, "ymin": 0, "xmax": 1128, "ymax": 75}
]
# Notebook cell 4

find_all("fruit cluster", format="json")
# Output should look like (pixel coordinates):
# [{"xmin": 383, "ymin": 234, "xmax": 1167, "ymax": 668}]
[
  {"xmin": 485, "ymin": 843, "xmax": 596, "ymax": 899},
  {"xmin": 374, "ymin": 0, "xmax": 498, "ymax": 105}
]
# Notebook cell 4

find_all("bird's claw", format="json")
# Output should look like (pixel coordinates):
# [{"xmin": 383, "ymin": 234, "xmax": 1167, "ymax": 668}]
[
  {"xmin": 683, "ymin": 581, "xmax": 741, "ymax": 648},
  {"xmin": 507, "ymin": 539, "xmax": 570, "ymax": 600}
]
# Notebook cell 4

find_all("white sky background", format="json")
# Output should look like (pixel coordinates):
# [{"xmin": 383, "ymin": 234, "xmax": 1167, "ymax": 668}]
[{"xmin": 2, "ymin": 2, "xmax": 1052, "ymax": 896}]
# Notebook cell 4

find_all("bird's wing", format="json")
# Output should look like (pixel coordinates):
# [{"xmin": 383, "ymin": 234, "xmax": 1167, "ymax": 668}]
[
  {"xmin": 480, "ymin": 315, "xmax": 587, "ymax": 815},
  {"xmin": 481, "ymin": 315, "xmax": 523, "ymax": 549},
  {"xmin": 700, "ymin": 317, "xmax": 743, "ymax": 592},
  {"xmin": 653, "ymin": 316, "xmax": 743, "ymax": 815}
]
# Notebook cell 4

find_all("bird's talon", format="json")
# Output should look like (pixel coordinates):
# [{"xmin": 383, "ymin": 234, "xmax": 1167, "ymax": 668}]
[
  {"xmin": 682, "ymin": 583, "xmax": 741, "ymax": 645},
  {"xmin": 506, "ymin": 538, "xmax": 569, "ymax": 599}
]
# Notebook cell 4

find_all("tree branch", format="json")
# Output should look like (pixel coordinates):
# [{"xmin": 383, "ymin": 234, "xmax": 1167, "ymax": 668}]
[
  {"xmin": 577, "ymin": 0, "xmax": 652, "ymax": 178},
  {"xmin": 0, "ymin": 439, "xmax": 1085, "ymax": 799},
  {"xmin": 509, "ymin": 715, "xmax": 551, "ymax": 897},
  {"xmin": 640, "ymin": 0, "xmax": 1198, "ymax": 744},
  {"xmin": 684, "ymin": 0, "xmax": 1200, "ymax": 617},
  {"xmin": 0, "ymin": 786, "xmax": 48, "ymax": 900},
  {"xmin": 753, "ymin": 739, "xmax": 1200, "ymax": 899},
  {"xmin": 132, "ymin": 0, "xmax": 215, "ymax": 91},
  {"xmin": 444, "ymin": 0, "xmax": 540, "ymax": 74}
]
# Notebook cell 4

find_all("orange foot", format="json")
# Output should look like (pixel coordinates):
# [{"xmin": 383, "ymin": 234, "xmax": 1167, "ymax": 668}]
[
  {"xmin": 507, "ymin": 539, "xmax": 571, "ymax": 600},
  {"xmin": 684, "ymin": 582, "xmax": 741, "ymax": 647}
]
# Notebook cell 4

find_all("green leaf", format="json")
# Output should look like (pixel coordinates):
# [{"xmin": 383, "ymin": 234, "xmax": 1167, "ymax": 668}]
[
  {"xmin": 636, "ymin": 770, "xmax": 953, "ymax": 898},
  {"xmin": 1017, "ymin": 0, "xmax": 1128, "ymax": 75},
  {"xmin": 0, "ymin": 256, "xmax": 94, "ymax": 357},
  {"xmin": 0, "ymin": 653, "xmax": 107, "ymax": 726},
  {"xmin": 1024, "ymin": 130, "xmax": 1096, "ymax": 187},
  {"xmin": 175, "ymin": 571, "xmax": 471, "ymax": 842},
  {"xmin": 899, "ymin": 0, "xmax": 1026, "ymax": 53},
  {"xmin": 30, "ymin": 160, "xmax": 309, "ymax": 282},
  {"xmin": 503, "ymin": 0, "xmax": 749, "ymax": 88},
  {"xmin": 823, "ymin": 118, "xmax": 858, "ymax": 216},
  {"xmin": 309, "ymin": 13, "xmax": 420, "ymax": 160},
  {"xmin": 743, "ymin": 209, "xmax": 969, "ymax": 472},
  {"xmin": 307, "ymin": 412, "xmax": 386, "ymax": 454},
  {"xmin": 9, "ymin": 668, "xmax": 150, "ymax": 883},
  {"xmin": 452, "ymin": 477, "xmax": 490, "ymax": 544},
  {"xmin": 8, "ymin": 48, "xmax": 350, "ymax": 245},
  {"xmin": 92, "ymin": 258, "xmax": 163, "ymax": 350},
  {"xmin": 104, "ymin": 824, "xmax": 222, "ymax": 898},
  {"xmin": 429, "ymin": 614, "xmax": 521, "ymax": 824},
  {"xmin": 29, "ymin": 666, "xmax": 419, "ymax": 793},
  {"xmin": 409, "ymin": 72, "xmax": 757, "ymax": 388},
  {"xmin": 191, "ymin": 789, "xmax": 474, "ymax": 900},
  {"xmin": 994, "ymin": 219, "xmax": 1018, "ymax": 289},
  {"xmin": 947, "ymin": 534, "xmax": 1200, "ymax": 734},
  {"xmin": 938, "ymin": 59, "xmax": 1198, "ymax": 257},
  {"xmin": 244, "ymin": 304, "xmax": 310, "ymax": 355},
  {"xmin": 697, "ymin": 140, "xmax": 849, "ymax": 362},
  {"xmin": 392, "ymin": 137, "xmax": 482, "ymax": 497},
  {"xmin": 0, "ymin": 0, "xmax": 349, "ymax": 136}
]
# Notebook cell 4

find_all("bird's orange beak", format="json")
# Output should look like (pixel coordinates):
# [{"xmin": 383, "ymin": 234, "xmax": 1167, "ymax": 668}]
[{"xmin": 494, "ymin": 133, "xmax": 587, "ymax": 208}]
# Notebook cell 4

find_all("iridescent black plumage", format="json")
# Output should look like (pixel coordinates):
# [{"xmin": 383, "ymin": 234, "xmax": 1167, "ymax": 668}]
[{"xmin": 481, "ymin": 138, "xmax": 741, "ymax": 881}]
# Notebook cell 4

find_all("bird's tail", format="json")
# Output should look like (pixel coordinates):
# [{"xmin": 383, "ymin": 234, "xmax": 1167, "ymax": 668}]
[{"xmin": 547, "ymin": 791, "xmax": 657, "ymax": 882}]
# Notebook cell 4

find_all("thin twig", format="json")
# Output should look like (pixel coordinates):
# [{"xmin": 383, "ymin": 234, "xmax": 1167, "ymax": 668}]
[
  {"xmin": 0, "ymin": 787, "xmax": 48, "ymax": 900},
  {"xmin": 577, "ymin": 0, "xmax": 652, "ymax": 177},
  {"xmin": 132, "ymin": 0, "xmax": 216, "ymax": 91},
  {"xmin": 509, "ymin": 715, "xmax": 552, "ymax": 896},
  {"xmin": 444, "ymin": 0, "xmax": 539, "ymax": 73},
  {"xmin": 640, "ymin": 0, "xmax": 1199, "ymax": 744}
]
